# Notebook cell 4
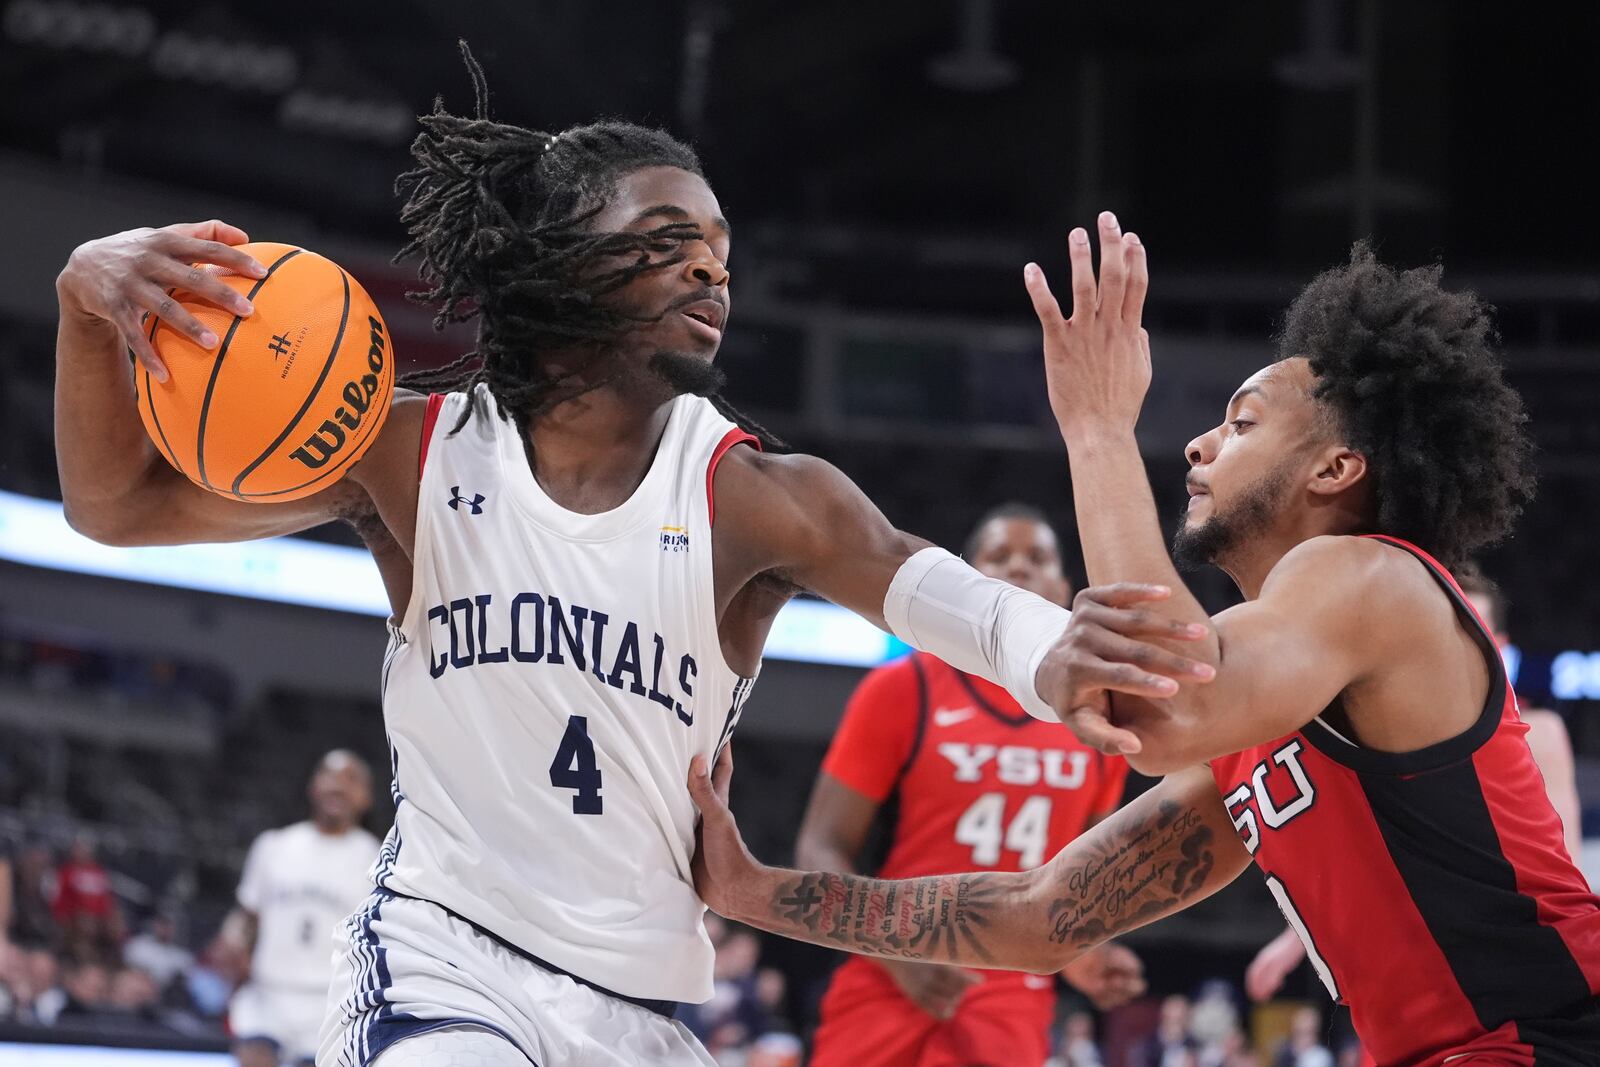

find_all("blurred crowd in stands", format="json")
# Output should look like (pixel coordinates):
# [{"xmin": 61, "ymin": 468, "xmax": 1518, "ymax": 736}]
[
  {"xmin": 1, "ymin": 824, "xmax": 1355, "ymax": 1065},
  {"xmin": 0, "ymin": 828, "xmax": 243, "ymax": 1044}
]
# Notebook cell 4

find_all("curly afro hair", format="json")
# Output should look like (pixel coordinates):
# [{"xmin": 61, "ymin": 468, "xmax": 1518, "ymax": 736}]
[{"xmin": 1277, "ymin": 243, "xmax": 1536, "ymax": 568}]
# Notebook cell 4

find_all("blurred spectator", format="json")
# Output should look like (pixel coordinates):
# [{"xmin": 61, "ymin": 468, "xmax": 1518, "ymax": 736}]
[
  {"xmin": 0, "ymin": 938, "xmax": 20, "ymax": 1017},
  {"xmin": 1135, "ymin": 994, "xmax": 1200, "ymax": 1067},
  {"xmin": 11, "ymin": 841, "xmax": 60, "ymax": 948},
  {"xmin": 184, "ymin": 935, "xmax": 240, "ymax": 1018},
  {"xmin": 746, "ymin": 1031, "xmax": 803, "ymax": 1067},
  {"xmin": 1273, "ymin": 1006, "xmax": 1334, "ymax": 1067},
  {"xmin": 55, "ymin": 958, "xmax": 111, "ymax": 1022},
  {"xmin": 0, "ymin": 827, "xmax": 12, "ymax": 950},
  {"xmin": 123, "ymin": 912, "xmax": 194, "ymax": 991},
  {"xmin": 1045, "ymin": 1011, "xmax": 1103, "ymax": 1067},
  {"xmin": 28, "ymin": 946, "xmax": 67, "ymax": 1024},
  {"xmin": 1190, "ymin": 980, "xmax": 1242, "ymax": 1066},
  {"xmin": 1208, "ymin": 1028, "xmax": 1261, "ymax": 1067},
  {"xmin": 106, "ymin": 964, "xmax": 162, "ymax": 1022},
  {"xmin": 53, "ymin": 834, "xmax": 122, "ymax": 961},
  {"xmin": 680, "ymin": 924, "xmax": 774, "ymax": 1060}
]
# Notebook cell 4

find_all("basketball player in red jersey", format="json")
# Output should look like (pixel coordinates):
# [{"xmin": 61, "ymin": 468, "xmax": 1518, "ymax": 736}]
[
  {"xmin": 799, "ymin": 504, "xmax": 1142, "ymax": 1067},
  {"xmin": 688, "ymin": 217, "xmax": 1600, "ymax": 1066},
  {"xmin": 50, "ymin": 51, "xmax": 1216, "ymax": 1067},
  {"xmin": 1245, "ymin": 568, "xmax": 1585, "ymax": 1014}
]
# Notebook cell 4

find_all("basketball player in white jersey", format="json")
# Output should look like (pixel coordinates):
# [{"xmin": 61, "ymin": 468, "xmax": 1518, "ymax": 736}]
[
  {"xmin": 222, "ymin": 751, "xmax": 380, "ymax": 1067},
  {"xmin": 51, "ymin": 52, "xmax": 1214, "ymax": 1067}
]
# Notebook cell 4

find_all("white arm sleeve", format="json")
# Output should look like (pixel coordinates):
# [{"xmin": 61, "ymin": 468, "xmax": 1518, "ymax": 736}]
[{"xmin": 883, "ymin": 547, "xmax": 1070, "ymax": 722}]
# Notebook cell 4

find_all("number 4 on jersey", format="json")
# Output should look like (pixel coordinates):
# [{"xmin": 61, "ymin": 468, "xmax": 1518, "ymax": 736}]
[{"xmin": 550, "ymin": 715, "xmax": 604, "ymax": 814}]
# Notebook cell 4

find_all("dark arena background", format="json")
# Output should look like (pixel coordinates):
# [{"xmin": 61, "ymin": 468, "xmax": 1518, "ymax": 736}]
[{"xmin": 2, "ymin": 2, "xmax": 1598, "ymax": 1065}]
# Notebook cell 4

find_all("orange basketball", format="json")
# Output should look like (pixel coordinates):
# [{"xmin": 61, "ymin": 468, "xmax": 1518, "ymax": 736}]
[{"xmin": 138, "ymin": 242, "xmax": 394, "ymax": 502}]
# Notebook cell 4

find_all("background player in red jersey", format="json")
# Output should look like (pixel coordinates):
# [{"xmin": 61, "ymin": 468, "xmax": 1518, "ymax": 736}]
[
  {"xmin": 688, "ymin": 219, "xmax": 1600, "ymax": 1067},
  {"xmin": 797, "ymin": 504, "xmax": 1142, "ymax": 1067}
]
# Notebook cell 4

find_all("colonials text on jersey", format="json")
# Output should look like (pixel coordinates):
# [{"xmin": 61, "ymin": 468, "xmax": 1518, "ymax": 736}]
[{"xmin": 424, "ymin": 590, "xmax": 700, "ymax": 726}]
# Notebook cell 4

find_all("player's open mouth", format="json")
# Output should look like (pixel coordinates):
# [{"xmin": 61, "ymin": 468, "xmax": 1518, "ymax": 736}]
[{"xmin": 679, "ymin": 300, "xmax": 725, "ymax": 343}]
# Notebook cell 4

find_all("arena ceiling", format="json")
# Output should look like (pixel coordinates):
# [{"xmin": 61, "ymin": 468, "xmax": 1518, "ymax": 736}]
[{"xmin": 1, "ymin": 1, "xmax": 1596, "ymax": 283}]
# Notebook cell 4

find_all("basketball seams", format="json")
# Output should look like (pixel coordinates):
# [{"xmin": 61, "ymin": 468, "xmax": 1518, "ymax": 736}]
[
  {"xmin": 229, "ymin": 266, "xmax": 353, "ymax": 498},
  {"xmin": 141, "ymin": 296, "xmax": 184, "ymax": 475},
  {"xmin": 233, "ymin": 343, "xmax": 394, "ymax": 499},
  {"xmin": 193, "ymin": 247, "xmax": 304, "ymax": 492}
]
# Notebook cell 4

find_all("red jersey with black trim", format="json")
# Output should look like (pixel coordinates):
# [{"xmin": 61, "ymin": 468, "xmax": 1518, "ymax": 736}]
[
  {"xmin": 814, "ymin": 652, "xmax": 1128, "ymax": 1066},
  {"xmin": 1210, "ymin": 536, "xmax": 1600, "ymax": 1067}
]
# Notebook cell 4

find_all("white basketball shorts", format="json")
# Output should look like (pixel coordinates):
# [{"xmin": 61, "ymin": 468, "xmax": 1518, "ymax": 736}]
[
  {"xmin": 316, "ymin": 889, "xmax": 715, "ymax": 1067},
  {"xmin": 232, "ymin": 980, "xmax": 326, "ymax": 1063}
]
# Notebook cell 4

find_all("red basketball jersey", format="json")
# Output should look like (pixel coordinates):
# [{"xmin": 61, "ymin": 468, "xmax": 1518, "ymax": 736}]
[
  {"xmin": 1210, "ymin": 536, "xmax": 1600, "ymax": 1067},
  {"xmin": 824, "ymin": 652, "xmax": 1129, "ymax": 882},
  {"xmin": 818, "ymin": 651, "xmax": 1126, "ymax": 1036}
]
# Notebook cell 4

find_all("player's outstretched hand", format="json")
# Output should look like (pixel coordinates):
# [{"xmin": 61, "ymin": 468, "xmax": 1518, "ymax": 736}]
[
  {"xmin": 1022, "ymin": 210, "xmax": 1151, "ymax": 435},
  {"xmin": 878, "ymin": 959, "xmax": 983, "ymax": 1020},
  {"xmin": 1035, "ymin": 583, "xmax": 1216, "ymax": 756},
  {"xmin": 689, "ymin": 747, "xmax": 769, "ymax": 919},
  {"xmin": 1060, "ymin": 940, "xmax": 1147, "ymax": 1011},
  {"xmin": 57, "ymin": 220, "xmax": 268, "ymax": 383},
  {"xmin": 1244, "ymin": 926, "xmax": 1307, "ymax": 1002}
]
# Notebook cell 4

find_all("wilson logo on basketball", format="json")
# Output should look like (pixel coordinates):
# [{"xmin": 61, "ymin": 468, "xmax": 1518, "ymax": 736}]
[{"xmin": 290, "ymin": 315, "xmax": 387, "ymax": 470}]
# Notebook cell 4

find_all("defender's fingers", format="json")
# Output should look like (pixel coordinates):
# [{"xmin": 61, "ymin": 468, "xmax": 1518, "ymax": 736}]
[
  {"xmin": 1065, "ymin": 706, "xmax": 1143, "ymax": 756},
  {"xmin": 1066, "ymin": 227, "xmax": 1096, "ymax": 320},
  {"xmin": 688, "ymin": 756, "xmax": 721, "ymax": 814},
  {"xmin": 1123, "ymin": 232, "xmax": 1148, "ymax": 326},
  {"xmin": 131, "ymin": 282, "xmax": 218, "ymax": 350},
  {"xmin": 1095, "ymin": 211, "xmax": 1126, "ymax": 317},
  {"xmin": 711, "ymin": 744, "xmax": 734, "ymax": 803},
  {"xmin": 1022, "ymin": 263, "xmax": 1064, "ymax": 328}
]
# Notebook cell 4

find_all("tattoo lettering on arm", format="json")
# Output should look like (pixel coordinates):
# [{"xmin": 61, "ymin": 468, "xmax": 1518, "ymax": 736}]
[
  {"xmin": 774, "ymin": 872, "xmax": 1003, "ymax": 964},
  {"xmin": 1048, "ymin": 799, "xmax": 1216, "ymax": 949}
]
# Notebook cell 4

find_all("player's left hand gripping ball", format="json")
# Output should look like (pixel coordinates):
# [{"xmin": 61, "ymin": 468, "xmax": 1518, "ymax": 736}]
[{"xmin": 139, "ymin": 241, "xmax": 394, "ymax": 502}]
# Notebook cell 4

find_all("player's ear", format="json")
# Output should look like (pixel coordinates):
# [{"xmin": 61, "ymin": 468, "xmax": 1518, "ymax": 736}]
[{"xmin": 1306, "ymin": 445, "xmax": 1367, "ymax": 497}]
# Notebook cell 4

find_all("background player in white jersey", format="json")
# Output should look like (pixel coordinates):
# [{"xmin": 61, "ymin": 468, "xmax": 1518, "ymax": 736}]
[
  {"xmin": 51, "ymin": 49, "xmax": 1214, "ymax": 1067},
  {"xmin": 220, "ymin": 751, "xmax": 380, "ymax": 1067}
]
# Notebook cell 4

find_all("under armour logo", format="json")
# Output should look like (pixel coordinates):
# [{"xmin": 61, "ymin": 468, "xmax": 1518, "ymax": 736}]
[
  {"xmin": 448, "ymin": 487, "xmax": 485, "ymax": 515},
  {"xmin": 267, "ymin": 333, "xmax": 292, "ymax": 359}
]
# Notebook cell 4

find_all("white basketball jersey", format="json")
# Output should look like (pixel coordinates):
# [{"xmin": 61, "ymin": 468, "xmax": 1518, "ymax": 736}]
[
  {"xmin": 377, "ymin": 384, "xmax": 758, "ymax": 1003},
  {"xmin": 236, "ymin": 821, "xmax": 380, "ymax": 991}
]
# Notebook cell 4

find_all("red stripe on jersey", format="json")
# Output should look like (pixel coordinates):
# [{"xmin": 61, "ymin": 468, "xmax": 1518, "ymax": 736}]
[
  {"xmin": 418, "ymin": 392, "xmax": 447, "ymax": 480},
  {"xmin": 706, "ymin": 428, "xmax": 759, "ymax": 525}
]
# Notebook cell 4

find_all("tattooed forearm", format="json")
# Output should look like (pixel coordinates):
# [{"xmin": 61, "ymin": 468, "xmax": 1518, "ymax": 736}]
[
  {"xmin": 769, "ymin": 871, "xmax": 1006, "ymax": 964},
  {"xmin": 1046, "ymin": 798, "xmax": 1217, "ymax": 949},
  {"xmin": 720, "ymin": 769, "xmax": 1244, "ymax": 976}
]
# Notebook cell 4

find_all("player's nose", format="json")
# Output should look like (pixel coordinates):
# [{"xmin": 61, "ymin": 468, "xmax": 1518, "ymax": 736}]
[
  {"xmin": 682, "ymin": 245, "xmax": 729, "ymax": 289},
  {"xmin": 1185, "ymin": 428, "xmax": 1219, "ymax": 466}
]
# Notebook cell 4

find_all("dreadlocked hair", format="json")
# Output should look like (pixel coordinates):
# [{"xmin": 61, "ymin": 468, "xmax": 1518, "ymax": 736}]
[
  {"xmin": 1278, "ymin": 242, "xmax": 1535, "ymax": 568},
  {"xmin": 395, "ymin": 42, "xmax": 782, "ymax": 449}
]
